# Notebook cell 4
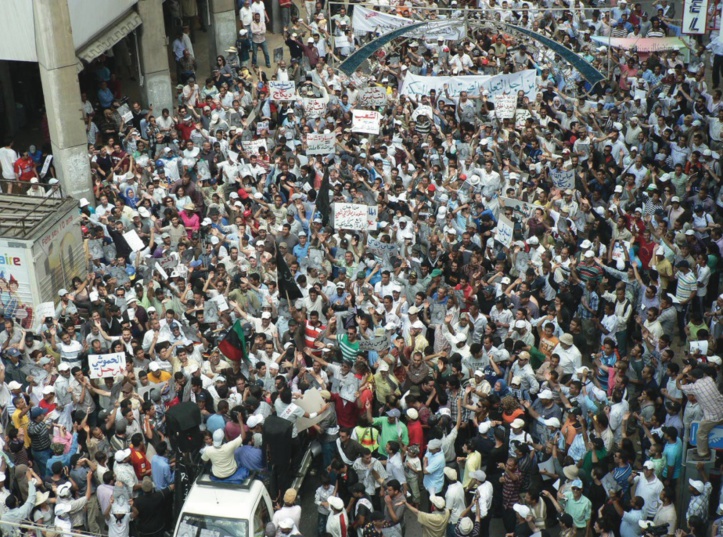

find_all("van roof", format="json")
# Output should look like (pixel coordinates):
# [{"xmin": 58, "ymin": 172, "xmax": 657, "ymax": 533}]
[{"xmin": 181, "ymin": 474, "xmax": 268, "ymax": 519}]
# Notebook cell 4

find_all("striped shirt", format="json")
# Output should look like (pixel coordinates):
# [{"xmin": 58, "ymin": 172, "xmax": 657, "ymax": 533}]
[
  {"xmin": 28, "ymin": 420, "xmax": 52, "ymax": 451},
  {"xmin": 338, "ymin": 334, "xmax": 360, "ymax": 363},
  {"xmin": 675, "ymin": 271, "xmax": 697, "ymax": 302}
]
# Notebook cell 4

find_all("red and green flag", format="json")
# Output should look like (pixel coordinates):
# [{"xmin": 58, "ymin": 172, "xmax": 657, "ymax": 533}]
[{"xmin": 218, "ymin": 320, "xmax": 248, "ymax": 362}]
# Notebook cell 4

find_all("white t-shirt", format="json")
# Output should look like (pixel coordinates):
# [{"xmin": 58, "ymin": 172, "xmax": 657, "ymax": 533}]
[{"xmin": 0, "ymin": 147, "xmax": 17, "ymax": 180}]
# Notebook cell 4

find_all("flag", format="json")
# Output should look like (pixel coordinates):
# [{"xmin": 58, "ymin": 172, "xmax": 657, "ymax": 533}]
[
  {"xmin": 276, "ymin": 249, "xmax": 304, "ymax": 301},
  {"xmin": 315, "ymin": 168, "xmax": 331, "ymax": 226},
  {"xmin": 218, "ymin": 320, "xmax": 248, "ymax": 362}
]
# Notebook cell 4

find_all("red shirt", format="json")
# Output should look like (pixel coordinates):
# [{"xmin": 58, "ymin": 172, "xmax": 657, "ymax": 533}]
[
  {"xmin": 130, "ymin": 447, "xmax": 151, "ymax": 479},
  {"xmin": 13, "ymin": 157, "xmax": 37, "ymax": 182},
  {"xmin": 330, "ymin": 392, "xmax": 359, "ymax": 428},
  {"xmin": 407, "ymin": 419, "xmax": 425, "ymax": 453}
]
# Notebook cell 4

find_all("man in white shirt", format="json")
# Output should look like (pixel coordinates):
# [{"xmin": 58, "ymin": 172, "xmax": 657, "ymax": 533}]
[
  {"xmin": 632, "ymin": 461, "xmax": 663, "ymax": 519},
  {"xmin": 0, "ymin": 140, "xmax": 17, "ymax": 182}
]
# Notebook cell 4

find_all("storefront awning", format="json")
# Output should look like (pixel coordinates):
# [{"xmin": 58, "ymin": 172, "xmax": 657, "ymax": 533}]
[{"xmin": 75, "ymin": 10, "xmax": 142, "ymax": 69}]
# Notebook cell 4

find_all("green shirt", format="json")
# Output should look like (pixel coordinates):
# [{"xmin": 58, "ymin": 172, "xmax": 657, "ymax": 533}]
[
  {"xmin": 338, "ymin": 334, "xmax": 360, "ymax": 363},
  {"xmin": 562, "ymin": 491, "xmax": 592, "ymax": 528},
  {"xmin": 372, "ymin": 417, "xmax": 409, "ymax": 457}
]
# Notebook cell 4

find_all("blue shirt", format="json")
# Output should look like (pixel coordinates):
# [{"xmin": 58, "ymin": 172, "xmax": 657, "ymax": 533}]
[
  {"xmin": 663, "ymin": 439, "xmax": 682, "ymax": 479},
  {"xmin": 620, "ymin": 508, "xmax": 644, "ymax": 537},
  {"xmin": 46, "ymin": 433, "xmax": 79, "ymax": 475},
  {"xmin": 151, "ymin": 455, "xmax": 175, "ymax": 489},
  {"xmin": 422, "ymin": 450, "xmax": 445, "ymax": 495}
]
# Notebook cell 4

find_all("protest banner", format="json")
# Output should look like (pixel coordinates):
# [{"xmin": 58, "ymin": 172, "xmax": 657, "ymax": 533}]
[
  {"xmin": 367, "ymin": 237, "xmax": 399, "ymax": 257},
  {"xmin": 123, "ymin": 230, "xmax": 145, "ymax": 252},
  {"xmin": 359, "ymin": 334, "xmax": 390, "ymax": 352},
  {"xmin": 256, "ymin": 121, "xmax": 269, "ymax": 135},
  {"xmin": 550, "ymin": 169, "xmax": 575, "ymax": 190},
  {"xmin": 400, "ymin": 70, "xmax": 537, "ymax": 99},
  {"xmin": 241, "ymin": 139, "xmax": 268, "ymax": 155},
  {"xmin": 269, "ymin": 81, "xmax": 295, "ymax": 101},
  {"xmin": 357, "ymin": 87, "xmax": 388, "ymax": 108},
  {"xmin": 495, "ymin": 215, "xmax": 514, "ymax": 247},
  {"xmin": 411, "ymin": 105, "xmax": 434, "ymax": 121},
  {"xmin": 88, "ymin": 352, "xmax": 126, "ymax": 379},
  {"xmin": 334, "ymin": 203, "xmax": 376, "ymax": 230},
  {"xmin": 589, "ymin": 36, "xmax": 690, "ymax": 61},
  {"xmin": 352, "ymin": 5, "xmax": 466, "ymax": 40},
  {"xmin": 494, "ymin": 95, "xmax": 517, "ymax": 119},
  {"xmin": 500, "ymin": 196, "xmax": 535, "ymax": 219},
  {"xmin": 307, "ymin": 132, "xmax": 337, "ymax": 155},
  {"xmin": 352, "ymin": 110, "xmax": 381, "ymax": 134},
  {"xmin": 303, "ymin": 97, "xmax": 327, "ymax": 118}
]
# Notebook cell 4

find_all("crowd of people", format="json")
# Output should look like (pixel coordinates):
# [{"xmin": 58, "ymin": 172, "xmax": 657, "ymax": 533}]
[{"xmin": 2, "ymin": 0, "xmax": 723, "ymax": 537}]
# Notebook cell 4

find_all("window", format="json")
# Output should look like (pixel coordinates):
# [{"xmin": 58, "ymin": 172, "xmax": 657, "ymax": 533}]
[
  {"xmin": 177, "ymin": 514, "xmax": 248, "ymax": 537},
  {"xmin": 253, "ymin": 499, "xmax": 270, "ymax": 537}
]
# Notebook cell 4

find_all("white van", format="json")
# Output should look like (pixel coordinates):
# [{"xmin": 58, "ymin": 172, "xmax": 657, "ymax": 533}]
[{"xmin": 174, "ymin": 475, "xmax": 274, "ymax": 537}]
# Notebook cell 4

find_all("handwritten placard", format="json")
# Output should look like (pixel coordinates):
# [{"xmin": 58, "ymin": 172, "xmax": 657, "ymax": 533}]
[
  {"xmin": 550, "ymin": 169, "xmax": 575, "ymax": 190},
  {"xmin": 495, "ymin": 215, "xmax": 514, "ymax": 248},
  {"xmin": 494, "ymin": 95, "xmax": 517, "ymax": 119},
  {"xmin": 256, "ymin": 121, "xmax": 269, "ymax": 135},
  {"xmin": 269, "ymin": 81, "xmax": 295, "ymax": 101},
  {"xmin": 357, "ymin": 87, "xmax": 388, "ymax": 108},
  {"xmin": 303, "ymin": 97, "xmax": 327, "ymax": 119},
  {"xmin": 307, "ymin": 132, "xmax": 337, "ymax": 155},
  {"xmin": 88, "ymin": 352, "xmax": 126, "ymax": 379},
  {"xmin": 334, "ymin": 203, "xmax": 376, "ymax": 230},
  {"xmin": 359, "ymin": 334, "xmax": 390, "ymax": 352},
  {"xmin": 241, "ymin": 139, "xmax": 268, "ymax": 155},
  {"xmin": 352, "ymin": 110, "xmax": 381, "ymax": 134},
  {"xmin": 500, "ymin": 196, "xmax": 535, "ymax": 219}
]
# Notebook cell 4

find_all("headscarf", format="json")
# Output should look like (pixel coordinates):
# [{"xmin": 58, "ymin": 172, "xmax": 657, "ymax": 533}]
[{"xmin": 494, "ymin": 379, "xmax": 510, "ymax": 398}]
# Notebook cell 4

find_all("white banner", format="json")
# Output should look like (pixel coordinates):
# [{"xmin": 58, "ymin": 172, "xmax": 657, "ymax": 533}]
[
  {"xmin": 495, "ymin": 95, "xmax": 517, "ymax": 119},
  {"xmin": 352, "ymin": 110, "xmax": 381, "ymax": 134},
  {"xmin": 269, "ymin": 81, "xmax": 296, "ymax": 101},
  {"xmin": 352, "ymin": 5, "xmax": 466, "ymax": 40},
  {"xmin": 307, "ymin": 132, "xmax": 337, "ymax": 155},
  {"xmin": 400, "ymin": 70, "xmax": 537, "ymax": 99},
  {"xmin": 303, "ymin": 97, "xmax": 327, "ymax": 118},
  {"xmin": 357, "ymin": 87, "xmax": 388, "ymax": 108},
  {"xmin": 241, "ymin": 139, "xmax": 268, "ymax": 155},
  {"xmin": 88, "ymin": 352, "xmax": 126, "ymax": 379},
  {"xmin": 495, "ymin": 215, "xmax": 514, "ymax": 248},
  {"xmin": 334, "ymin": 203, "xmax": 377, "ymax": 230},
  {"xmin": 500, "ymin": 197, "xmax": 536, "ymax": 219},
  {"xmin": 411, "ymin": 105, "xmax": 434, "ymax": 121},
  {"xmin": 550, "ymin": 169, "xmax": 575, "ymax": 189},
  {"xmin": 682, "ymin": 0, "xmax": 709, "ymax": 34}
]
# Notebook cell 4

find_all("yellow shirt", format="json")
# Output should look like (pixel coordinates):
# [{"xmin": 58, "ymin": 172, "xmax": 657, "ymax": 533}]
[
  {"xmin": 147, "ymin": 370, "xmax": 172, "ymax": 384},
  {"xmin": 12, "ymin": 409, "xmax": 30, "ymax": 448},
  {"xmin": 462, "ymin": 450, "xmax": 482, "ymax": 489}
]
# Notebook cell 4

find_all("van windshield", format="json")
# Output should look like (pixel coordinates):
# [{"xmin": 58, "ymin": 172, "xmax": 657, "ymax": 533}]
[{"xmin": 177, "ymin": 514, "xmax": 248, "ymax": 537}]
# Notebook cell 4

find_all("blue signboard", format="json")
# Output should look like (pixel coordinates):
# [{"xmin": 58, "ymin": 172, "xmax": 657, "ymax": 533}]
[{"xmin": 688, "ymin": 422, "xmax": 723, "ymax": 448}]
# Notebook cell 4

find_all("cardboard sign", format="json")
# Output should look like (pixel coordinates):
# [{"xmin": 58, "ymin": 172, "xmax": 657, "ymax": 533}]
[
  {"xmin": 88, "ymin": 352, "xmax": 126, "ymax": 379},
  {"xmin": 352, "ymin": 110, "xmax": 381, "ymax": 134},
  {"xmin": 296, "ymin": 388, "xmax": 331, "ymax": 432},
  {"xmin": 515, "ymin": 108, "xmax": 532, "ymax": 130},
  {"xmin": 303, "ymin": 97, "xmax": 327, "ymax": 118},
  {"xmin": 495, "ymin": 215, "xmax": 514, "ymax": 247},
  {"xmin": 274, "ymin": 47, "xmax": 284, "ymax": 63},
  {"xmin": 357, "ymin": 87, "xmax": 388, "ymax": 108},
  {"xmin": 550, "ymin": 169, "xmax": 575, "ymax": 190},
  {"xmin": 256, "ymin": 121, "xmax": 269, "ymax": 134},
  {"xmin": 500, "ymin": 197, "xmax": 536, "ymax": 219},
  {"xmin": 334, "ymin": 203, "xmax": 376, "ymax": 230},
  {"xmin": 157, "ymin": 255, "xmax": 179, "ymax": 271},
  {"xmin": 359, "ymin": 334, "xmax": 390, "ymax": 352},
  {"xmin": 334, "ymin": 35, "xmax": 351, "ymax": 48},
  {"xmin": 411, "ymin": 105, "xmax": 434, "ymax": 121},
  {"xmin": 241, "ymin": 139, "xmax": 268, "ymax": 155},
  {"xmin": 269, "ymin": 81, "xmax": 295, "ymax": 101},
  {"xmin": 494, "ymin": 95, "xmax": 517, "ymax": 119},
  {"xmin": 307, "ymin": 132, "xmax": 337, "ymax": 155}
]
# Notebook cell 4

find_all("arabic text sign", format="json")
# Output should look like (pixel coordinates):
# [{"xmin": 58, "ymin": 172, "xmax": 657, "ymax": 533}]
[
  {"xmin": 241, "ymin": 139, "xmax": 268, "ymax": 155},
  {"xmin": 351, "ymin": 5, "xmax": 466, "ymax": 40},
  {"xmin": 269, "ymin": 81, "xmax": 296, "ymax": 101},
  {"xmin": 359, "ymin": 334, "xmax": 390, "ymax": 352},
  {"xmin": 88, "ymin": 352, "xmax": 126, "ymax": 379},
  {"xmin": 495, "ymin": 95, "xmax": 517, "ymax": 119},
  {"xmin": 334, "ymin": 203, "xmax": 376, "ymax": 230},
  {"xmin": 307, "ymin": 132, "xmax": 337, "ymax": 155},
  {"xmin": 682, "ymin": 0, "xmax": 709, "ymax": 34},
  {"xmin": 296, "ymin": 388, "xmax": 331, "ymax": 432},
  {"xmin": 367, "ymin": 237, "xmax": 399, "ymax": 257},
  {"xmin": 689, "ymin": 421, "xmax": 723, "ymax": 448},
  {"xmin": 590, "ymin": 36, "xmax": 690, "ymax": 55},
  {"xmin": 357, "ymin": 87, "xmax": 388, "ymax": 108},
  {"xmin": 303, "ymin": 97, "xmax": 327, "ymax": 118},
  {"xmin": 352, "ymin": 110, "xmax": 381, "ymax": 134},
  {"xmin": 495, "ymin": 215, "xmax": 514, "ymax": 248},
  {"xmin": 400, "ymin": 70, "xmax": 537, "ymax": 99},
  {"xmin": 550, "ymin": 169, "xmax": 575, "ymax": 190}
]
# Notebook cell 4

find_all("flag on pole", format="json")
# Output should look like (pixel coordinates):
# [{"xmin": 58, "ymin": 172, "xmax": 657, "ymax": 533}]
[
  {"xmin": 276, "ymin": 249, "xmax": 304, "ymax": 301},
  {"xmin": 218, "ymin": 320, "xmax": 248, "ymax": 362}
]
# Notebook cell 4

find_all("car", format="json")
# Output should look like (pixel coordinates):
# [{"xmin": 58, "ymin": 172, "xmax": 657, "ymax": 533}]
[{"xmin": 174, "ymin": 474, "xmax": 274, "ymax": 537}]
